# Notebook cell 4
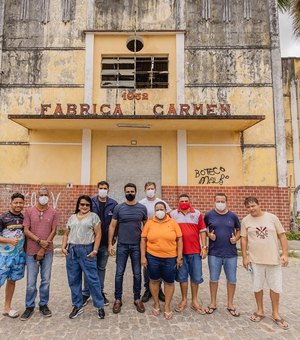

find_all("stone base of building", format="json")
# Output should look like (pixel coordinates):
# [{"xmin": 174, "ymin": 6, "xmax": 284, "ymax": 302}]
[{"xmin": 0, "ymin": 184, "xmax": 290, "ymax": 229}]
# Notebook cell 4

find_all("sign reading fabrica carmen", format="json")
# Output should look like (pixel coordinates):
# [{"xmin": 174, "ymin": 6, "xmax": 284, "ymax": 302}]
[{"xmin": 40, "ymin": 103, "xmax": 231, "ymax": 116}]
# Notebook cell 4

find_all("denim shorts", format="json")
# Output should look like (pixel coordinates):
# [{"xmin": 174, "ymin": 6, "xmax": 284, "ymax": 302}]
[
  {"xmin": 146, "ymin": 253, "xmax": 177, "ymax": 284},
  {"xmin": 176, "ymin": 254, "xmax": 203, "ymax": 284},
  {"xmin": 208, "ymin": 255, "xmax": 237, "ymax": 284}
]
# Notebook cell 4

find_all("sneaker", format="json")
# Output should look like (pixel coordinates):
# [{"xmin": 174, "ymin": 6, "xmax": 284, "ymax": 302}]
[
  {"xmin": 82, "ymin": 295, "xmax": 90, "ymax": 307},
  {"xmin": 20, "ymin": 307, "xmax": 34, "ymax": 321},
  {"xmin": 69, "ymin": 306, "xmax": 83, "ymax": 319},
  {"xmin": 141, "ymin": 289, "xmax": 152, "ymax": 303},
  {"xmin": 98, "ymin": 308, "xmax": 105, "ymax": 319},
  {"xmin": 159, "ymin": 289, "xmax": 165, "ymax": 302},
  {"xmin": 39, "ymin": 305, "xmax": 52, "ymax": 317},
  {"xmin": 103, "ymin": 293, "xmax": 109, "ymax": 306}
]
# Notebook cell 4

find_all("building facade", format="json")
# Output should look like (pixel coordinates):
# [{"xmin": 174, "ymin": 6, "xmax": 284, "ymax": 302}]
[{"xmin": 0, "ymin": 0, "xmax": 290, "ymax": 227}]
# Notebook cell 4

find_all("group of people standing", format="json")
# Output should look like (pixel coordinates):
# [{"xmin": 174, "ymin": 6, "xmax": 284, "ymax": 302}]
[{"xmin": 0, "ymin": 181, "xmax": 289, "ymax": 330}]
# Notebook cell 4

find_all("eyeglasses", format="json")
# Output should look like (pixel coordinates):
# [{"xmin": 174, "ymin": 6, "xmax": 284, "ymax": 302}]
[{"xmin": 79, "ymin": 203, "xmax": 90, "ymax": 207}]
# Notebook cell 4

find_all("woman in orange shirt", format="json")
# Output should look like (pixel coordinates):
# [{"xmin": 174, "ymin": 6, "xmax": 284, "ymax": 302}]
[{"xmin": 141, "ymin": 201, "xmax": 183, "ymax": 320}]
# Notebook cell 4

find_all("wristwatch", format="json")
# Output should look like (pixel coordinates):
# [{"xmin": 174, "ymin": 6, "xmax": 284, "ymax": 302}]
[{"xmin": 202, "ymin": 246, "xmax": 208, "ymax": 250}]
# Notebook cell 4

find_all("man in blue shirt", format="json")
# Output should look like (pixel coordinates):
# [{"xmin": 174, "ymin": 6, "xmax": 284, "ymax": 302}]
[
  {"xmin": 82, "ymin": 181, "xmax": 118, "ymax": 306},
  {"xmin": 108, "ymin": 183, "xmax": 148, "ymax": 314},
  {"xmin": 204, "ymin": 193, "xmax": 241, "ymax": 317}
]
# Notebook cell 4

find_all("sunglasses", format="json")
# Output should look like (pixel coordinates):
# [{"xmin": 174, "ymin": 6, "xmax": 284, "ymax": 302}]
[{"xmin": 79, "ymin": 203, "xmax": 90, "ymax": 207}]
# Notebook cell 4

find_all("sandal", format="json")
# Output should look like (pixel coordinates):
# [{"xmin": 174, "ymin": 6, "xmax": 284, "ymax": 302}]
[
  {"xmin": 272, "ymin": 317, "xmax": 289, "ymax": 330},
  {"xmin": 227, "ymin": 308, "xmax": 240, "ymax": 317},
  {"xmin": 175, "ymin": 304, "xmax": 186, "ymax": 313},
  {"xmin": 2, "ymin": 309, "xmax": 19, "ymax": 318},
  {"xmin": 164, "ymin": 311, "xmax": 173, "ymax": 320},
  {"xmin": 152, "ymin": 307, "xmax": 161, "ymax": 316},
  {"xmin": 205, "ymin": 306, "xmax": 217, "ymax": 314},
  {"xmin": 191, "ymin": 305, "xmax": 206, "ymax": 315},
  {"xmin": 250, "ymin": 312, "xmax": 265, "ymax": 322}
]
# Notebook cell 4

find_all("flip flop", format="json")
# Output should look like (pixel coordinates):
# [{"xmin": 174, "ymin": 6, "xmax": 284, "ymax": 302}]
[
  {"xmin": 152, "ymin": 307, "xmax": 161, "ymax": 316},
  {"xmin": 2, "ymin": 309, "xmax": 19, "ymax": 318},
  {"xmin": 164, "ymin": 311, "xmax": 173, "ymax": 320},
  {"xmin": 175, "ymin": 304, "xmax": 186, "ymax": 313},
  {"xmin": 272, "ymin": 317, "xmax": 289, "ymax": 330},
  {"xmin": 191, "ymin": 305, "xmax": 206, "ymax": 315},
  {"xmin": 250, "ymin": 312, "xmax": 265, "ymax": 322},
  {"xmin": 227, "ymin": 308, "xmax": 240, "ymax": 317},
  {"xmin": 205, "ymin": 306, "xmax": 217, "ymax": 314}
]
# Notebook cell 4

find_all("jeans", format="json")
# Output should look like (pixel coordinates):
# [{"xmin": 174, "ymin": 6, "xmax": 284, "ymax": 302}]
[
  {"xmin": 25, "ymin": 252, "xmax": 53, "ymax": 308},
  {"xmin": 146, "ymin": 253, "xmax": 177, "ymax": 284},
  {"xmin": 208, "ymin": 255, "xmax": 238, "ymax": 284},
  {"xmin": 176, "ymin": 254, "xmax": 204, "ymax": 284},
  {"xmin": 115, "ymin": 243, "xmax": 141, "ymax": 301},
  {"xmin": 83, "ymin": 245, "xmax": 109, "ymax": 297},
  {"xmin": 66, "ymin": 243, "xmax": 104, "ymax": 308}
]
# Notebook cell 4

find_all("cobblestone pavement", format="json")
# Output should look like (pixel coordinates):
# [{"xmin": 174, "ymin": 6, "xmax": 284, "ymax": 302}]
[{"xmin": 0, "ymin": 243, "xmax": 299, "ymax": 340}]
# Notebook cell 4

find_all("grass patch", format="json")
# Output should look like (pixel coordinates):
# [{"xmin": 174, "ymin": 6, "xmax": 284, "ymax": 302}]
[{"xmin": 286, "ymin": 231, "xmax": 300, "ymax": 241}]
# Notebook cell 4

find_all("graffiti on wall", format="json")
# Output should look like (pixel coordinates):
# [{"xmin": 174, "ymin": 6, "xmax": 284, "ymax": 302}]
[
  {"xmin": 194, "ymin": 167, "xmax": 229, "ymax": 185},
  {"xmin": 22, "ymin": 191, "xmax": 61, "ymax": 208}
]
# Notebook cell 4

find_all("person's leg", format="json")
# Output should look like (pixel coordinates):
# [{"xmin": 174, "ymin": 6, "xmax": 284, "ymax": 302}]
[
  {"xmin": 82, "ymin": 274, "xmax": 90, "ymax": 298},
  {"xmin": 129, "ymin": 244, "xmax": 142, "ymax": 301},
  {"xmin": 114, "ymin": 243, "xmax": 129, "ymax": 301},
  {"xmin": 39, "ymin": 252, "xmax": 53, "ymax": 307},
  {"xmin": 175, "ymin": 255, "xmax": 189, "ymax": 311},
  {"xmin": 223, "ymin": 256, "xmax": 239, "ymax": 315},
  {"xmin": 4, "ymin": 280, "xmax": 16, "ymax": 313},
  {"xmin": 164, "ymin": 282, "xmax": 175, "ymax": 314},
  {"xmin": 270, "ymin": 290, "xmax": 280, "ymax": 319},
  {"xmin": 254, "ymin": 290, "xmax": 264, "ymax": 315},
  {"xmin": 149, "ymin": 280, "xmax": 160, "ymax": 312},
  {"xmin": 207, "ymin": 255, "xmax": 222, "ymax": 311},
  {"xmin": 147, "ymin": 253, "xmax": 164, "ymax": 313},
  {"xmin": 25, "ymin": 254, "xmax": 39, "ymax": 308},
  {"xmin": 189, "ymin": 254, "xmax": 204, "ymax": 313},
  {"xmin": 250, "ymin": 263, "xmax": 265, "ymax": 320},
  {"xmin": 66, "ymin": 245, "xmax": 84, "ymax": 308},
  {"xmin": 97, "ymin": 245, "xmax": 109, "ymax": 295}
]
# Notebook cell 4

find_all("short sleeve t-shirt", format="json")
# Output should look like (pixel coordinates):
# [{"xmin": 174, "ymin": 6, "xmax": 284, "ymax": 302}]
[
  {"xmin": 241, "ymin": 212, "xmax": 285, "ymax": 265},
  {"xmin": 139, "ymin": 197, "xmax": 171, "ymax": 219},
  {"xmin": 113, "ymin": 202, "xmax": 147, "ymax": 245},
  {"xmin": 67, "ymin": 212, "xmax": 100, "ymax": 245},
  {"xmin": 204, "ymin": 209, "xmax": 240, "ymax": 257},
  {"xmin": 23, "ymin": 206, "xmax": 58, "ymax": 255},
  {"xmin": 0, "ymin": 211, "xmax": 24, "ymax": 256},
  {"xmin": 170, "ymin": 208, "xmax": 206, "ymax": 255},
  {"xmin": 141, "ymin": 215, "xmax": 182, "ymax": 258}
]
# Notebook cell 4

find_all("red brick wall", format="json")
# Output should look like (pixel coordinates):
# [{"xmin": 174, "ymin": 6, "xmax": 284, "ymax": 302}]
[{"xmin": 0, "ymin": 184, "xmax": 290, "ymax": 230}]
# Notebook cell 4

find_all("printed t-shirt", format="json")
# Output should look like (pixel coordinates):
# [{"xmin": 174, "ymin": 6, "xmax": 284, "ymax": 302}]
[
  {"xmin": 204, "ymin": 209, "xmax": 240, "ymax": 257},
  {"xmin": 141, "ymin": 215, "xmax": 182, "ymax": 258},
  {"xmin": 113, "ymin": 202, "xmax": 147, "ymax": 245},
  {"xmin": 66, "ymin": 212, "xmax": 100, "ymax": 245},
  {"xmin": 241, "ymin": 212, "xmax": 285, "ymax": 265},
  {"xmin": 170, "ymin": 208, "xmax": 206, "ymax": 255},
  {"xmin": 139, "ymin": 197, "xmax": 171, "ymax": 219},
  {"xmin": 23, "ymin": 206, "xmax": 58, "ymax": 255}
]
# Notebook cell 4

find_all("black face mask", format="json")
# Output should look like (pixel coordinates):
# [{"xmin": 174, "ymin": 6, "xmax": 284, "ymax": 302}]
[{"xmin": 125, "ymin": 193, "xmax": 135, "ymax": 201}]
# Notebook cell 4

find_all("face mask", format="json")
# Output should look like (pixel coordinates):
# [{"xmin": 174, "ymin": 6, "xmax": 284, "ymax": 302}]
[
  {"xmin": 155, "ymin": 210, "xmax": 166, "ymax": 220},
  {"xmin": 38, "ymin": 196, "xmax": 49, "ymax": 206},
  {"xmin": 215, "ymin": 202, "xmax": 226, "ymax": 211},
  {"xmin": 126, "ymin": 193, "xmax": 135, "ymax": 201},
  {"xmin": 146, "ymin": 189, "xmax": 155, "ymax": 199},
  {"xmin": 98, "ymin": 189, "xmax": 108, "ymax": 198},
  {"xmin": 178, "ymin": 202, "xmax": 190, "ymax": 211}
]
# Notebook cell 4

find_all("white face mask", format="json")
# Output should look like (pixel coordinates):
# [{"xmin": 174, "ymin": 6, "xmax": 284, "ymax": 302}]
[
  {"xmin": 38, "ymin": 196, "xmax": 49, "ymax": 206},
  {"xmin": 98, "ymin": 189, "xmax": 108, "ymax": 198},
  {"xmin": 155, "ymin": 210, "xmax": 166, "ymax": 220},
  {"xmin": 146, "ymin": 189, "xmax": 155, "ymax": 199},
  {"xmin": 215, "ymin": 202, "xmax": 226, "ymax": 212}
]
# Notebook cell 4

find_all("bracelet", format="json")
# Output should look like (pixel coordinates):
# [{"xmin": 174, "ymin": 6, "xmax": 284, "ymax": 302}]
[{"xmin": 36, "ymin": 239, "xmax": 41, "ymax": 245}]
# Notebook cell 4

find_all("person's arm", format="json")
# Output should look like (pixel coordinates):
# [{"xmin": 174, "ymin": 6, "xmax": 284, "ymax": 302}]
[
  {"xmin": 278, "ymin": 232, "xmax": 289, "ymax": 266},
  {"xmin": 200, "ymin": 231, "xmax": 208, "ymax": 259},
  {"xmin": 0, "ymin": 236, "xmax": 19, "ymax": 246},
  {"xmin": 176, "ymin": 237, "xmax": 183, "ymax": 268},
  {"xmin": 240, "ymin": 236, "xmax": 249, "ymax": 269},
  {"xmin": 140, "ymin": 237, "xmax": 147, "ymax": 267},
  {"xmin": 61, "ymin": 228, "xmax": 70, "ymax": 256},
  {"xmin": 87, "ymin": 223, "xmax": 101, "ymax": 257},
  {"xmin": 108, "ymin": 218, "xmax": 118, "ymax": 255}
]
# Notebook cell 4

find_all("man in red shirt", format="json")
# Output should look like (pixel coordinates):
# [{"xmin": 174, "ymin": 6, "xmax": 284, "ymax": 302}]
[
  {"xmin": 20, "ymin": 186, "xmax": 58, "ymax": 321},
  {"xmin": 170, "ymin": 194, "xmax": 207, "ymax": 314}
]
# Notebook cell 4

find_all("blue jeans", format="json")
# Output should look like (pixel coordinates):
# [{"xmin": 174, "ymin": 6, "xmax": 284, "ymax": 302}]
[
  {"xmin": 115, "ymin": 243, "xmax": 141, "ymax": 301},
  {"xmin": 176, "ymin": 254, "xmax": 204, "ymax": 284},
  {"xmin": 83, "ymin": 245, "xmax": 109, "ymax": 297},
  {"xmin": 146, "ymin": 253, "xmax": 177, "ymax": 284},
  {"xmin": 208, "ymin": 255, "xmax": 238, "ymax": 284},
  {"xmin": 25, "ymin": 252, "xmax": 53, "ymax": 308},
  {"xmin": 66, "ymin": 243, "xmax": 104, "ymax": 308}
]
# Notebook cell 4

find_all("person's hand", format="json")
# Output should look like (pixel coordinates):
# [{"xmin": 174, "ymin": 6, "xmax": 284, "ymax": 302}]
[
  {"xmin": 230, "ymin": 233, "xmax": 237, "ymax": 244},
  {"xmin": 208, "ymin": 230, "xmax": 216, "ymax": 241},
  {"xmin": 242, "ymin": 256, "xmax": 250, "ymax": 270},
  {"xmin": 141, "ymin": 256, "xmax": 147, "ymax": 268},
  {"xmin": 87, "ymin": 251, "xmax": 97, "ymax": 258},
  {"xmin": 62, "ymin": 248, "xmax": 68, "ymax": 256},
  {"xmin": 280, "ymin": 254, "xmax": 288, "ymax": 267},
  {"xmin": 108, "ymin": 244, "xmax": 114, "ymax": 256},
  {"xmin": 201, "ymin": 248, "xmax": 208, "ymax": 260},
  {"xmin": 36, "ymin": 248, "xmax": 45, "ymax": 261},
  {"xmin": 9, "ymin": 238, "xmax": 19, "ymax": 246},
  {"xmin": 176, "ymin": 257, "xmax": 183, "ymax": 269},
  {"xmin": 40, "ymin": 240, "xmax": 51, "ymax": 249}
]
